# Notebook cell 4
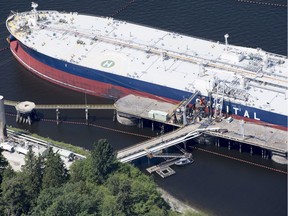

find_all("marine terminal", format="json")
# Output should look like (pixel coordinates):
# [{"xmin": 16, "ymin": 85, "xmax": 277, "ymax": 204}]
[{"xmin": 1, "ymin": 3, "xmax": 288, "ymax": 174}]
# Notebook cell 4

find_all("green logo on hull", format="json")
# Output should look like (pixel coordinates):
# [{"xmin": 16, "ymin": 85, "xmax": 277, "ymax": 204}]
[{"xmin": 101, "ymin": 60, "xmax": 115, "ymax": 68}]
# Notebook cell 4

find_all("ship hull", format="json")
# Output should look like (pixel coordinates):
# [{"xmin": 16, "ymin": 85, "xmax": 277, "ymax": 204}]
[{"xmin": 10, "ymin": 40, "xmax": 288, "ymax": 130}]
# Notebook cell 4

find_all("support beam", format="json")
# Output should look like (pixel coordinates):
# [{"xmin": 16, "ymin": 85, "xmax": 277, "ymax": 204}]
[
  {"xmin": 85, "ymin": 108, "xmax": 89, "ymax": 125},
  {"xmin": 56, "ymin": 108, "xmax": 60, "ymax": 125}
]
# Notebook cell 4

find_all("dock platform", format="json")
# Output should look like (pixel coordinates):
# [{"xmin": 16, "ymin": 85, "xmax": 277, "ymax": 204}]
[
  {"xmin": 203, "ymin": 117, "xmax": 287, "ymax": 155},
  {"xmin": 114, "ymin": 94, "xmax": 180, "ymax": 127},
  {"xmin": 147, "ymin": 158, "xmax": 180, "ymax": 178}
]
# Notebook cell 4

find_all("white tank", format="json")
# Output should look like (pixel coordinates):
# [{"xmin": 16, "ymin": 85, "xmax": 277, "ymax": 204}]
[{"xmin": 0, "ymin": 95, "xmax": 7, "ymax": 142}]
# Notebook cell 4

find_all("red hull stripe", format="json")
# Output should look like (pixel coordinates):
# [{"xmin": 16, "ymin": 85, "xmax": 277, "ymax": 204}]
[{"xmin": 10, "ymin": 41, "xmax": 177, "ymax": 103}]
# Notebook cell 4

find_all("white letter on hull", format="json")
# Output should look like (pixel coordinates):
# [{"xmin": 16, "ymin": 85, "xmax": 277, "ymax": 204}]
[
  {"xmin": 233, "ymin": 107, "xmax": 239, "ymax": 115},
  {"xmin": 254, "ymin": 112, "xmax": 260, "ymax": 120},
  {"xmin": 244, "ymin": 110, "xmax": 249, "ymax": 118}
]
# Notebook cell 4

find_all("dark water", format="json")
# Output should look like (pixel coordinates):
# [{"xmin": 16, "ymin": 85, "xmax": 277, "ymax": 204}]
[{"xmin": 0, "ymin": 1, "xmax": 287, "ymax": 215}]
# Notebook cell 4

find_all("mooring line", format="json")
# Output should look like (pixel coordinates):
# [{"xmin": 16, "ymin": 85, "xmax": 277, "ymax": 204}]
[
  {"xmin": 0, "ymin": 57, "xmax": 13, "ymax": 67},
  {"xmin": 236, "ymin": 0, "xmax": 287, "ymax": 7},
  {"xmin": 5, "ymin": 112, "xmax": 286, "ymax": 172},
  {"xmin": 191, "ymin": 146, "xmax": 287, "ymax": 175},
  {"xmin": 5, "ymin": 112, "xmax": 153, "ymax": 139},
  {"xmin": 0, "ymin": 46, "xmax": 9, "ymax": 52},
  {"xmin": 111, "ymin": 0, "xmax": 135, "ymax": 17}
]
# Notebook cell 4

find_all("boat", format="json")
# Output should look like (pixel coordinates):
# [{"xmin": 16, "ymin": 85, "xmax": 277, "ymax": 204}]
[
  {"xmin": 6, "ymin": 3, "xmax": 288, "ymax": 130},
  {"xmin": 175, "ymin": 157, "xmax": 193, "ymax": 166}
]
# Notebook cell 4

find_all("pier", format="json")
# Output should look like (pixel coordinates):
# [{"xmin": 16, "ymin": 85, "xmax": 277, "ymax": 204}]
[
  {"xmin": 3, "ymin": 95, "xmax": 287, "ymax": 165},
  {"xmin": 117, "ymin": 116, "xmax": 287, "ymax": 164},
  {"xmin": 202, "ymin": 118, "xmax": 288, "ymax": 160}
]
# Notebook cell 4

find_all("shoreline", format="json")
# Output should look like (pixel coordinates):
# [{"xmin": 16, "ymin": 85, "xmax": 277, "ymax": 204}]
[{"xmin": 157, "ymin": 187, "xmax": 203, "ymax": 215}]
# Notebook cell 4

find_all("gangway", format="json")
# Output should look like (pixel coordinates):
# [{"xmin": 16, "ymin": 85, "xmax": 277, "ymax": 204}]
[
  {"xmin": 149, "ymin": 152, "xmax": 192, "ymax": 159},
  {"xmin": 117, "ymin": 125, "xmax": 220, "ymax": 163},
  {"xmin": 178, "ymin": 90, "xmax": 200, "ymax": 125},
  {"xmin": 181, "ymin": 90, "xmax": 200, "ymax": 108}
]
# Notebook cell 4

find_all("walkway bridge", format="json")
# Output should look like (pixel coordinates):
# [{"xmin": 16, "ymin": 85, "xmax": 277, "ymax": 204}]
[
  {"xmin": 4, "ymin": 100, "xmax": 115, "ymax": 110},
  {"xmin": 117, "ymin": 123, "xmax": 220, "ymax": 163}
]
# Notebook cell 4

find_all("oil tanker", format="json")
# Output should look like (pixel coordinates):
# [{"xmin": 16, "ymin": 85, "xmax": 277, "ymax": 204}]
[{"xmin": 6, "ymin": 3, "xmax": 288, "ymax": 129}]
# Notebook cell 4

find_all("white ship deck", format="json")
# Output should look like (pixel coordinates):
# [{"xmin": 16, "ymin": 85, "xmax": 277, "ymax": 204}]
[{"xmin": 6, "ymin": 5, "xmax": 288, "ymax": 117}]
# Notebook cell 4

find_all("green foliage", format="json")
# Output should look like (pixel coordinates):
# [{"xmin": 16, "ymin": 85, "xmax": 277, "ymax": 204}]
[
  {"xmin": 144, "ymin": 205, "xmax": 168, "ymax": 216},
  {"xmin": 1, "ymin": 173, "xmax": 30, "ymax": 215},
  {"xmin": 33, "ymin": 181, "xmax": 101, "ymax": 216},
  {"xmin": 7, "ymin": 126, "xmax": 89, "ymax": 156},
  {"xmin": 31, "ymin": 133, "xmax": 90, "ymax": 157},
  {"xmin": 90, "ymin": 139, "xmax": 117, "ymax": 183},
  {"xmin": 115, "ymin": 177, "xmax": 133, "ymax": 215},
  {"xmin": 0, "ymin": 148, "xmax": 8, "ymax": 184},
  {"xmin": 2, "ymin": 165, "xmax": 15, "ymax": 179},
  {"xmin": 42, "ymin": 147, "xmax": 68, "ymax": 189},
  {"xmin": 105, "ymin": 164, "xmax": 170, "ymax": 216},
  {"xmin": 22, "ymin": 147, "xmax": 44, "ymax": 207},
  {"xmin": 0, "ymin": 166, "xmax": 15, "ymax": 214},
  {"xmin": 100, "ymin": 193, "xmax": 124, "ymax": 216},
  {"xmin": 69, "ymin": 157, "xmax": 87, "ymax": 182},
  {"xmin": 70, "ymin": 139, "xmax": 117, "ymax": 184},
  {"xmin": 32, "ymin": 187, "xmax": 62, "ymax": 215},
  {"xmin": 0, "ymin": 137, "xmax": 202, "ymax": 216}
]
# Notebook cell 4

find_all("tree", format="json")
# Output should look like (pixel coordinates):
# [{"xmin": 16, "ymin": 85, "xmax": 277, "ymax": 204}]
[
  {"xmin": 100, "ymin": 194, "xmax": 124, "ymax": 216},
  {"xmin": 0, "ymin": 148, "xmax": 8, "ymax": 184},
  {"xmin": 69, "ymin": 158, "xmax": 87, "ymax": 183},
  {"xmin": 0, "ymin": 166, "xmax": 15, "ymax": 215},
  {"xmin": 31, "ymin": 187, "xmax": 62, "ymax": 216},
  {"xmin": 42, "ymin": 147, "xmax": 68, "ymax": 189},
  {"xmin": 33, "ymin": 181, "xmax": 101, "ymax": 216},
  {"xmin": 22, "ymin": 147, "xmax": 44, "ymax": 207},
  {"xmin": 116, "ymin": 178, "xmax": 133, "ymax": 215},
  {"xmin": 1, "ymin": 173, "xmax": 30, "ymax": 215},
  {"xmin": 89, "ymin": 139, "xmax": 117, "ymax": 183}
]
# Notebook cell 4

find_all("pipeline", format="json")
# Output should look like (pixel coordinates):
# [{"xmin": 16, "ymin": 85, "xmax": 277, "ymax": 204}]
[
  {"xmin": 111, "ymin": 0, "xmax": 135, "ymax": 17},
  {"xmin": 236, "ymin": 0, "xmax": 287, "ymax": 7}
]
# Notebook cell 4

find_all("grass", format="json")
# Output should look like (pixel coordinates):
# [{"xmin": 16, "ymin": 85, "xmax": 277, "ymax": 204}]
[{"xmin": 7, "ymin": 126, "xmax": 90, "ymax": 157}]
